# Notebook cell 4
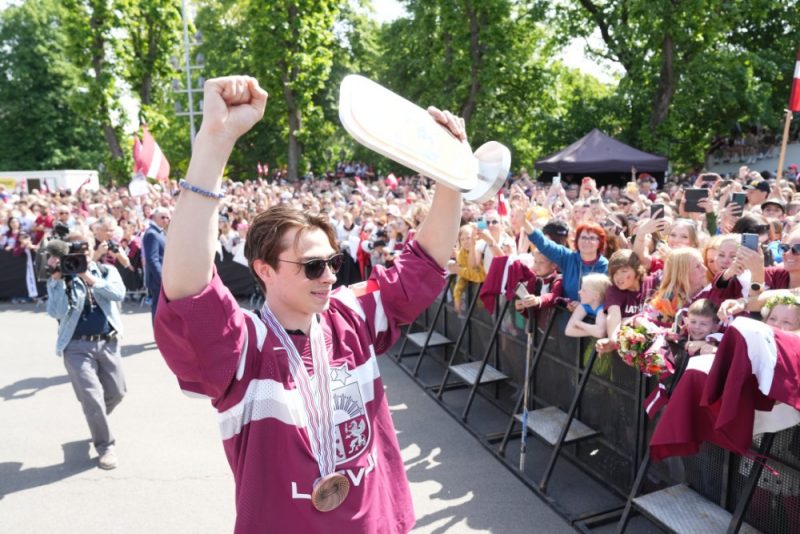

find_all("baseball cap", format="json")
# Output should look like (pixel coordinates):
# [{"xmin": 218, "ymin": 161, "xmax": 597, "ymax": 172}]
[
  {"xmin": 542, "ymin": 220, "xmax": 569, "ymax": 237},
  {"xmin": 761, "ymin": 199, "xmax": 786, "ymax": 213},
  {"xmin": 744, "ymin": 180, "xmax": 770, "ymax": 193}
]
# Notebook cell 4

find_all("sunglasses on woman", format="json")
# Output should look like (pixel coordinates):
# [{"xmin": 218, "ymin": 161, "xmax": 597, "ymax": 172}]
[
  {"xmin": 279, "ymin": 253, "xmax": 344, "ymax": 279},
  {"xmin": 779, "ymin": 243, "xmax": 800, "ymax": 255}
]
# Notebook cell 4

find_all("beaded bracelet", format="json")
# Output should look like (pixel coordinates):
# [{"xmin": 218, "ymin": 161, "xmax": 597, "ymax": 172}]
[{"xmin": 178, "ymin": 179, "xmax": 225, "ymax": 200}]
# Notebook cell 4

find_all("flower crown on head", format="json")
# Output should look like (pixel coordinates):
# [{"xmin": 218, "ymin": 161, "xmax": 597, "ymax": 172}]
[{"xmin": 762, "ymin": 292, "xmax": 800, "ymax": 319}]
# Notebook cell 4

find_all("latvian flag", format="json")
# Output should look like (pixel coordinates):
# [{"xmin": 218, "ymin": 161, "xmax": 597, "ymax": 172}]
[
  {"xmin": 650, "ymin": 317, "xmax": 800, "ymax": 462},
  {"xmin": 700, "ymin": 317, "xmax": 800, "ymax": 453},
  {"xmin": 497, "ymin": 190, "xmax": 509, "ymax": 216},
  {"xmin": 133, "ymin": 125, "xmax": 170, "ymax": 183},
  {"xmin": 791, "ymin": 49, "xmax": 800, "ymax": 112}
]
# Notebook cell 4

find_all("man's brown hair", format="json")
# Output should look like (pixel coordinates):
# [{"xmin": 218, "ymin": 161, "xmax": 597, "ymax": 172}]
[{"xmin": 244, "ymin": 204, "xmax": 338, "ymax": 292}]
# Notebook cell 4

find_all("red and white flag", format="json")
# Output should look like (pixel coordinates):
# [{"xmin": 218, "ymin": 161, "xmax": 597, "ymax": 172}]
[
  {"xmin": 257, "ymin": 162, "xmax": 264, "ymax": 176},
  {"xmin": 133, "ymin": 125, "xmax": 170, "ymax": 183},
  {"xmin": 354, "ymin": 176, "xmax": 373, "ymax": 200},
  {"xmin": 497, "ymin": 190, "xmax": 509, "ymax": 216},
  {"xmin": 791, "ymin": 48, "xmax": 800, "ymax": 112}
]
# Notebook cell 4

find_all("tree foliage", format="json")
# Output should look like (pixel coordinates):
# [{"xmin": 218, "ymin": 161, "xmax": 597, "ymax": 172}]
[
  {"xmin": 0, "ymin": 0, "xmax": 106, "ymax": 171},
  {"xmin": 556, "ymin": 0, "xmax": 800, "ymax": 167},
  {"xmin": 1, "ymin": 0, "xmax": 798, "ymax": 180}
]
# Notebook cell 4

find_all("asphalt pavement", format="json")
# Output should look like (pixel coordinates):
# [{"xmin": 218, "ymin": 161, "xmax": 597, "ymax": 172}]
[{"xmin": 0, "ymin": 300, "xmax": 573, "ymax": 533}]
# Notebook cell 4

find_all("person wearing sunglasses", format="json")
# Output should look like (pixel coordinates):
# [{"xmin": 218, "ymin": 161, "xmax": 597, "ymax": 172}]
[
  {"xmin": 475, "ymin": 209, "xmax": 515, "ymax": 273},
  {"xmin": 718, "ymin": 227, "xmax": 800, "ymax": 317},
  {"xmin": 153, "ymin": 76, "xmax": 464, "ymax": 533}
]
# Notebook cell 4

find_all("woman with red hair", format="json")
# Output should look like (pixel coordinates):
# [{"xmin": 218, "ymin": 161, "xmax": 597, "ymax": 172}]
[{"xmin": 524, "ymin": 219, "xmax": 608, "ymax": 309}]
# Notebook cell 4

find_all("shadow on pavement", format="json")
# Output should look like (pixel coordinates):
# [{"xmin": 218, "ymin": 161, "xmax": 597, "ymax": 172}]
[
  {"xmin": 0, "ymin": 375, "xmax": 70, "ymax": 401},
  {"xmin": 121, "ymin": 341, "xmax": 159, "ymax": 358},
  {"xmin": 0, "ymin": 439, "xmax": 95, "ymax": 500}
]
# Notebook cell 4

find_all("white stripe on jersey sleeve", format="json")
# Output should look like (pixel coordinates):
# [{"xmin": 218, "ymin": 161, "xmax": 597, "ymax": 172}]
[
  {"xmin": 237, "ymin": 309, "xmax": 268, "ymax": 381},
  {"xmin": 331, "ymin": 286, "xmax": 366, "ymax": 321},
  {"xmin": 373, "ymin": 291, "xmax": 388, "ymax": 335},
  {"xmin": 732, "ymin": 316, "xmax": 777, "ymax": 396}
]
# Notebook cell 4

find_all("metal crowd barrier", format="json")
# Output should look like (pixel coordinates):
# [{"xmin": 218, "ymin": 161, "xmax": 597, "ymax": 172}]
[{"xmin": 394, "ymin": 280, "xmax": 800, "ymax": 533}]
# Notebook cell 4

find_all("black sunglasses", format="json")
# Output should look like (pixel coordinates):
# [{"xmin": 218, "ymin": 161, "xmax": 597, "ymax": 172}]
[
  {"xmin": 779, "ymin": 244, "xmax": 800, "ymax": 255},
  {"xmin": 278, "ymin": 253, "xmax": 343, "ymax": 279}
]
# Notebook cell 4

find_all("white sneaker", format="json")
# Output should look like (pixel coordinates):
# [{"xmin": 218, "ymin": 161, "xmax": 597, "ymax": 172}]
[{"xmin": 98, "ymin": 450, "xmax": 118, "ymax": 470}]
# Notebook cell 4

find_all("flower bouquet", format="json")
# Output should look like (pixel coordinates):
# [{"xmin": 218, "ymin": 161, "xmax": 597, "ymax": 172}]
[{"xmin": 616, "ymin": 317, "xmax": 674, "ymax": 377}]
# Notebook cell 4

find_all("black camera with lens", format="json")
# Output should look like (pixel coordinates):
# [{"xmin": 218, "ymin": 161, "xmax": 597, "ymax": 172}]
[
  {"xmin": 106, "ymin": 240, "xmax": 119, "ymax": 253},
  {"xmin": 59, "ymin": 249, "xmax": 89, "ymax": 276},
  {"xmin": 53, "ymin": 222, "xmax": 70, "ymax": 239},
  {"xmin": 43, "ymin": 239, "xmax": 89, "ymax": 276}
]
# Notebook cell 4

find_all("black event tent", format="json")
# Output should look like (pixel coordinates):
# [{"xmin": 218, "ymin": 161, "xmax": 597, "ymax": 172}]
[{"xmin": 534, "ymin": 128, "xmax": 668, "ymax": 175}]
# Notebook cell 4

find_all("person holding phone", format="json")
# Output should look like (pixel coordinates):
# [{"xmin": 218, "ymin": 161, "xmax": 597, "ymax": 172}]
[
  {"xmin": 154, "ymin": 75, "xmax": 466, "ymax": 533},
  {"xmin": 744, "ymin": 178, "xmax": 770, "ymax": 207},
  {"xmin": 475, "ymin": 209, "xmax": 515, "ymax": 273},
  {"xmin": 633, "ymin": 217, "xmax": 700, "ymax": 273}
]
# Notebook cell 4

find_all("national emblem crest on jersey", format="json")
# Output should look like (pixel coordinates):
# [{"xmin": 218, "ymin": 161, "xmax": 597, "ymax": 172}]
[{"xmin": 330, "ymin": 364, "xmax": 371, "ymax": 464}]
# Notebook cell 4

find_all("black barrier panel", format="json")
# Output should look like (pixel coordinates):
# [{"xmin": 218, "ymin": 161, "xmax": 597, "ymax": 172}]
[
  {"xmin": 413, "ymin": 288, "xmax": 800, "ymax": 533},
  {"xmin": 0, "ymin": 248, "xmax": 257, "ymax": 301},
  {"xmin": 0, "ymin": 250, "xmax": 45, "ymax": 299},
  {"xmin": 215, "ymin": 249, "xmax": 258, "ymax": 298}
]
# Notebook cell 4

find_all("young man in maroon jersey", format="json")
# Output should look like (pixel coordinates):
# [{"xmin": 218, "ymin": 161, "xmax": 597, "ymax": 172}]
[{"xmin": 154, "ymin": 75, "xmax": 464, "ymax": 533}]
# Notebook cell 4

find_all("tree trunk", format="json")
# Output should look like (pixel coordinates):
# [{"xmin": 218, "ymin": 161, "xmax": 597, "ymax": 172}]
[
  {"xmin": 285, "ymin": 87, "xmax": 301, "ymax": 182},
  {"xmin": 140, "ymin": 23, "xmax": 157, "ymax": 105},
  {"xmin": 283, "ymin": 3, "xmax": 301, "ymax": 182},
  {"xmin": 102, "ymin": 123, "xmax": 124, "ymax": 159},
  {"xmin": 649, "ymin": 33, "xmax": 675, "ymax": 130},
  {"xmin": 90, "ymin": 12, "xmax": 123, "ymax": 159},
  {"xmin": 460, "ymin": 0, "xmax": 483, "ymax": 124}
]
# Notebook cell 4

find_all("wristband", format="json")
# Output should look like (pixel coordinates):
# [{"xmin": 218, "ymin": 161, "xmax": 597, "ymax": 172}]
[{"xmin": 179, "ymin": 179, "xmax": 225, "ymax": 200}]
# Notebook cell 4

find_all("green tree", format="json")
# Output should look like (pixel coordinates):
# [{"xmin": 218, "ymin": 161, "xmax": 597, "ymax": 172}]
[
  {"xmin": 117, "ymin": 0, "xmax": 186, "ymax": 178},
  {"xmin": 62, "ymin": 0, "xmax": 129, "ymax": 180},
  {"xmin": 377, "ymin": 0, "xmax": 554, "ymax": 169},
  {"xmin": 0, "ymin": 0, "xmax": 106, "ymax": 171},
  {"xmin": 194, "ymin": 0, "xmax": 341, "ymax": 181},
  {"xmin": 556, "ymin": 0, "xmax": 800, "ymax": 167},
  {"xmin": 117, "ymin": 0, "xmax": 183, "ymax": 108}
]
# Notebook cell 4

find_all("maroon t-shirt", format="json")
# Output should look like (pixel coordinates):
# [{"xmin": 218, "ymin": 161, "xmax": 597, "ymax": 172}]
[
  {"xmin": 605, "ymin": 273, "xmax": 660, "ymax": 318},
  {"xmin": 765, "ymin": 265, "xmax": 791, "ymax": 290}
]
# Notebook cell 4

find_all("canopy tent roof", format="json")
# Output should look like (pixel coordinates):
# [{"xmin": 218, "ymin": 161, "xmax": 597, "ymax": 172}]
[{"xmin": 534, "ymin": 128, "xmax": 668, "ymax": 174}]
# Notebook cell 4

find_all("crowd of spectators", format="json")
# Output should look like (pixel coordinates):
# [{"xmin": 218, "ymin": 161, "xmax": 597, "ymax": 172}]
[
  {"xmin": 707, "ymin": 123, "xmax": 800, "ymax": 166},
  {"xmin": 4, "ymin": 157, "xmax": 800, "ymax": 477},
  {"xmin": 2, "ymin": 159, "xmax": 800, "ymax": 339}
]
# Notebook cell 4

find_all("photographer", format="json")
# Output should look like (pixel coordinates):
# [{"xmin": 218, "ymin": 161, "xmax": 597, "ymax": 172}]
[
  {"xmin": 45, "ymin": 230, "xmax": 126, "ymax": 470},
  {"xmin": 91, "ymin": 215, "xmax": 131, "ymax": 270}
]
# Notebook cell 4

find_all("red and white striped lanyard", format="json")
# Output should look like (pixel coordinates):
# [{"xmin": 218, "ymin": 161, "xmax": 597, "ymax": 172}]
[{"xmin": 260, "ymin": 303, "xmax": 337, "ymax": 477}]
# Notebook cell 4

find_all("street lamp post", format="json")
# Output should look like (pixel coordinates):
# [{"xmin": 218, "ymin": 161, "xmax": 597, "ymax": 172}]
[{"xmin": 173, "ymin": 0, "xmax": 204, "ymax": 148}]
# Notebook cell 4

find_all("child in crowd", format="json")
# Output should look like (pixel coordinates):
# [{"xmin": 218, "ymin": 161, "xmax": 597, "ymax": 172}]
[
  {"xmin": 565, "ymin": 273, "xmax": 611, "ymax": 338},
  {"xmin": 761, "ymin": 293, "xmax": 800, "ymax": 332},
  {"xmin": 449, "ymin": 223, "xmax": 485, "ymax": 314},
  {"xmin": 683, "ymin": 298, "xmax": 721, "ymax": 355},
  {"xmin": 514, "ymin": 250, "xmax": 562, "ymax": 312}
]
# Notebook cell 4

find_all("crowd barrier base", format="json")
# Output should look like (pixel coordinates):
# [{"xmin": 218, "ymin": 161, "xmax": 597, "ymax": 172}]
[
  {"xmin": 394, "ymin": 275, "xmax": 455, "ymax": 379},
  {"xmin": 391, "ymin": 281, "xmax": 800, "ymax": 533},
  {"xmin": 435, "ymin": 281, "xmax": 485, "ymax": 399}
]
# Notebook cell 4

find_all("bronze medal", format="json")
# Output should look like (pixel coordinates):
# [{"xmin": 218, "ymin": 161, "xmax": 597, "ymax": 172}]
[{"xmin": 311, "ymin": 472, "xmax": 350, "ymax": 512}]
